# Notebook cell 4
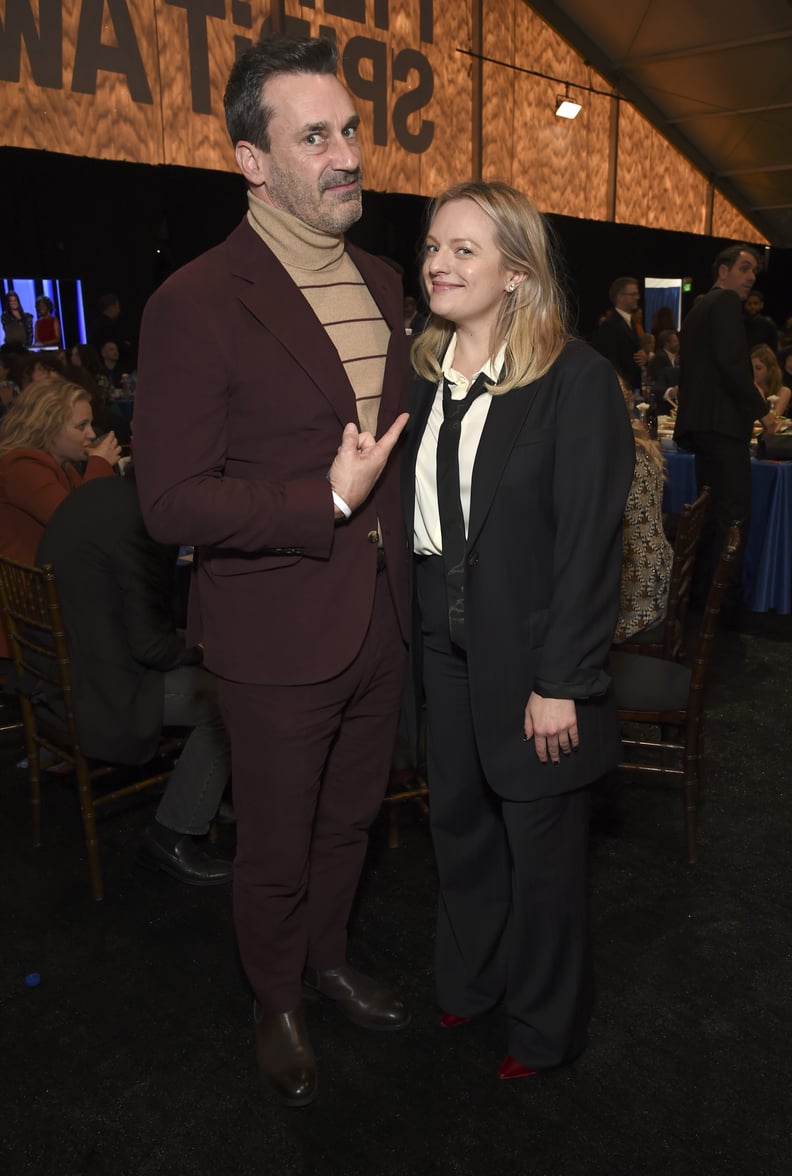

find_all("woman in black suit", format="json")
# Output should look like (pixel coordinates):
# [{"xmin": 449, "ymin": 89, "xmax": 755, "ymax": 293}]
[{"xmin": 403, "ymin": 181, "xmax": 634, "ymax": 1079}]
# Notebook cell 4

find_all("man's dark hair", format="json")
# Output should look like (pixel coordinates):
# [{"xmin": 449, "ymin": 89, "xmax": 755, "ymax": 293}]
[
  {"xmin": 712, "ymin": 243, "xmax": 761, "ymax": 280},
  {"xmin": 657, "ymin": 329, "xmax": 678, "ymax": 351},
  {"xmin": 609, "ymin": 276, "xmax": 639, "ymax": 304},
  {"xmin": 224, "ymin": 35, "xmax": 339, "ymax": 151}
]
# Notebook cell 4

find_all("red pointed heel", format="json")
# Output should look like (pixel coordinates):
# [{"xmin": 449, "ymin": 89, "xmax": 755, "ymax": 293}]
[
  {"xmin": 498, "ymin": 1055, "xmax": 536, "ymax": 1080},
  {"xmin": 439, "ymin": 1012, "xmax": 469, "ymax": 1029}
]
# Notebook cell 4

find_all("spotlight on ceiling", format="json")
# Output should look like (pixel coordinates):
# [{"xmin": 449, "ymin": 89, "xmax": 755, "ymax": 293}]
[{"xmin": 555, "ymin": 85, "xmax": 582, "ymax": 120}]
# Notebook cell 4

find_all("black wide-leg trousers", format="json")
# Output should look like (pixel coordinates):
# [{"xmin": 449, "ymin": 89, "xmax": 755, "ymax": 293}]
[{"xmin": 416, "ymin": 555, "xmax": 592, "ymax": 1069}]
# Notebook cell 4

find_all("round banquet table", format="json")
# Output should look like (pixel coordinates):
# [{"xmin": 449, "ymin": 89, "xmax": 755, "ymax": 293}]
[{"xmin": 662, "ymin": 448, "xmax": 792, "ymax": 614}]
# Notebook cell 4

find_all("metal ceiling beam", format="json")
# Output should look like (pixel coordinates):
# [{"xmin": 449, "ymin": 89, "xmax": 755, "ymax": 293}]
[
  {"xmin": 618, "ymin": 30, "xmax": 792, "ymax": 68},
  {"xmin": 720, "ymin": 164, "xmax": 792, "ymax": 176},
  {"xmin": 668, "ymin": 102, "xmax": 792, "ymax": 124}
]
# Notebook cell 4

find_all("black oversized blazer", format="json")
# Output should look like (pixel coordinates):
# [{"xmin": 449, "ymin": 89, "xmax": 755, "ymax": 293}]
[{"xmin": 402, "ymin": 339, "xmax": 635, "ymax": 802}]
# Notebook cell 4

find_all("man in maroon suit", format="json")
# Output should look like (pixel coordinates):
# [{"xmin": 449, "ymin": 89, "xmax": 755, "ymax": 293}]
[{"xmin": 133, "ymin": 35, "xmax": 410, "ymax": 1107}]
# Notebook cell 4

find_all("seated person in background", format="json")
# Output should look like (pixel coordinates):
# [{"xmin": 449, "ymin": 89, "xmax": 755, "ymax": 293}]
[
  {"xmin": 751, "ymin": 344, "xmax": 790, "ymax": 418},
  {"xmin": 0, "ymin": 378, "xmax": 119, "ymax": 657},
  {"xmin": 20, "ymin": 349, "xmax": 64, "ymax": 389},
  {"xmin": 613, "ymin": 386, "xmax": 673, "ymax": 645},
  {"xmin": 99, "ymin": 340, "xmax": 131, "ymax": 392},
  {"xmin": 403, "ymin": 294, "xmax": 427, "ymax": 336},
  {"xmin": 33, "ymin": 297, "xmax": 61, "ymax": 348},
  {"xmin": 647, "ymin": 328, "xmax": 680, "ymax": 413},
  {"xmin": 0, "ymin": 351, "xmax": 24, "ymax": 413},
  {"xmin": 63, "ymin": 360, "xmax": 132, "ymax": 446},
  {"xmin": 69, "ymin": 342, "xmax": 112, "ymax": 394},
  {"xmin": 38, "ymin": 470, "xmax": 232, "ymax": 885}
]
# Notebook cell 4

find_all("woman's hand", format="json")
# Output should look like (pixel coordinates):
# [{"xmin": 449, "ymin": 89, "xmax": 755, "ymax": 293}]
[
  {"xmin": 90, "ymin": 431, "xmax": 122, "ymax": 467},
  {"xmin": 523, "ymin": 692, "xmax": 579, "ymax": 764}
]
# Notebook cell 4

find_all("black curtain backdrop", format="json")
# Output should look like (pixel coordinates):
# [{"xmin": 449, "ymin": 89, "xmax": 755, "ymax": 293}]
[{"xmin": 2, "ymin": 146, "xmax": 790, "ymax": 349}]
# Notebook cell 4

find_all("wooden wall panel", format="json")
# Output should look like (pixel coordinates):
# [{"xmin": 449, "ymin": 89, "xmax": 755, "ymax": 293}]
[
  {"xmin": 158, "ymin": 1, "xmax": 237, "ymax": 172},
  {"xmin": 414, "ymin": 7, "xmax": 473, "ymax": 199},
  {"xmin": 481, "ymin": 0, "xmax": 516, "ymax": 183},
  {"xmin": 616, "ymin": 102, "xmax": 709, "ymax": 234},
  {"xmin": 712, "ymin": 191, "xmax": 769, "ymax": 246},
  {"xmin": 481, "ymin": 3, "xmax": 610, "ymax": 221},
  {"xmin": 3, "ymin": 0, "xmax": 163, "ymax": 163},
  {"xmin": 615, "ymin": 103, "xmax": 655, "ymax": 229},
  {"xmin": 0, "ymin": 0, "xmax": 762, "ymax": 244}
]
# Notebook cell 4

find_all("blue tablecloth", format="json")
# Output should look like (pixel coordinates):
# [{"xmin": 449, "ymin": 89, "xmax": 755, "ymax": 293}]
[{"xmin": 663, "ymin": 449, "xmax": 792, "ymax": 614}]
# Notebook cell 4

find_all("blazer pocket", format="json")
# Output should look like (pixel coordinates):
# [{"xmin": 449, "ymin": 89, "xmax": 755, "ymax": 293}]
[
  {"xmin": 203, "ymin": 549, "xmax": 303, "ymax": 576},
  {"xmin": 520, "ymin": 608, "xmax": 549, "ymax": 649},
  {"xmin": 512, "ymin": 428, "xmax": 553, "ymax": 449}
]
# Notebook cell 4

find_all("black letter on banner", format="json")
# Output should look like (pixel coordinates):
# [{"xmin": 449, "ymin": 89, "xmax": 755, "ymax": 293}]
[
  {"xmin": 167, "ymin": 0, "xmax": 224, "ymax": 114},
  {"xmin": 72, "ymin": 0, "xmax": 152, "ymax": 102},
  {"xmin": 0, "ymin": 0, "xmax": 62, "ymax": 87},
  {"xmin": 419, "ymin": 0, "xmax": 433, "ymax": 44},
  {"xmin": 373, "ymin": 0, "xmax": 388, "ymax": 31},
  {"xmin": 392, "ymin": 49, "xmax": 433, "ymax": 153},
  {"xmin": 324, "ymin": 0, "xmax": 365, "ymax": 24},
  {"xmin": 343, "ymin": 37, "xmax": 387, "ymax": 147}
]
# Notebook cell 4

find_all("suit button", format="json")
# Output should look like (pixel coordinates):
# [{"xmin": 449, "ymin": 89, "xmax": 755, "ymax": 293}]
[
  {"xmin": 467, "ymin": 551, "xmax": 479, "ymax": 566},
  {"xmin": 367, "ymin": 529, "xmax": 380, "ymax": 544}
]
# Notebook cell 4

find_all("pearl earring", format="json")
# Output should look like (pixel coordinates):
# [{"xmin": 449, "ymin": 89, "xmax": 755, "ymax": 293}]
[{"xmin": 506, "ymin": 283, "xmax": 515, "ymax": 292}]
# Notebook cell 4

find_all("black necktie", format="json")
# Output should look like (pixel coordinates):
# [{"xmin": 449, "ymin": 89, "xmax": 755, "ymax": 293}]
[{"xmin": 436, "ymin": 373, "xmax": 489, "ymax": 650}]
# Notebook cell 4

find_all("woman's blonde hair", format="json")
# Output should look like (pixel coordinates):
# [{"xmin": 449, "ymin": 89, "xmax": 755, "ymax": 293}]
[
  {"xmin": 0, "ymin": 378, "xmax": 91, "ymax": 459},
  {"xmin": 411, "ymin": 180, "xmax": 570, "ymax": 394},
  {"xmin": 751, "ymin": 344, "xmax": 782, "ymax": 398}
]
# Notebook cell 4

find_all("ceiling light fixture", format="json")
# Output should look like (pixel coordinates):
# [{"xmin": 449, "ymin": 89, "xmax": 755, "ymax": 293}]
[{"xmin": 555, "ymin": 83, "xmax": 582, "ymax": 120}]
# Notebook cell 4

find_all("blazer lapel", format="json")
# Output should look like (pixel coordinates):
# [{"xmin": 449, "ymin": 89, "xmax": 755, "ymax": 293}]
[
  {"xmin": 226, "ymin": 220, "xmax": 357, "ymax": 426},
  {"xmin": 466, "ymin": 383, "xmax": 541, "ymax": 549}
]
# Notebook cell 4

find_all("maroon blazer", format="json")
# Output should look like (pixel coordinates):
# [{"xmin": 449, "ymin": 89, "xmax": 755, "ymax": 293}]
[{"xmin": 133, "ymin": 218, "xmax": 410, "ymax": 686}]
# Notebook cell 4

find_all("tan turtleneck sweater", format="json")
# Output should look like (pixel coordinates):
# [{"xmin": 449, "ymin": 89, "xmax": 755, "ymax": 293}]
[{"xmin": 247, "ymin": 193, "xmax": 390, "ymax": 436}]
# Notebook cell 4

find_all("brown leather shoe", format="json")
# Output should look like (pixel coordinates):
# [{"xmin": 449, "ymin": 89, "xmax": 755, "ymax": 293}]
[
  {"xmin": 253, "ymin": 1001, "xmax": 317, "ymax": 1107},
  {"xmin": 302, "ymin": 963, "xmax": 410, "ymax": 1031}
]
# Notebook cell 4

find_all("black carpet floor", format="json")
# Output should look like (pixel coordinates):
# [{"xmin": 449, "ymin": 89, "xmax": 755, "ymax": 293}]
[{"xmin": 2, "ymin": 616, "xmax": 791, "ymax": 1176}]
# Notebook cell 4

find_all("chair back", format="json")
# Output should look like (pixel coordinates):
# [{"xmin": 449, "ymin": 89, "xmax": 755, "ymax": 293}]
[
  {"xmin": 0, "ymin": 556, "xmax": 82, "ymax": 761},
  {"xmin": 663, "ymin": 486, "xmax": 710, "ymax": 660},
  {"xmin": 688, "ymin": 521, "xmax": 741, "ymax": 705}
]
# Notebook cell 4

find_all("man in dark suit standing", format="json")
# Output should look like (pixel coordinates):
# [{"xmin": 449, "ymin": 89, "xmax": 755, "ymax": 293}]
[
  {"xmin": 37, "ymin": 475, "xmax": 232, "ymax": 885},
  {"xmin": 590, "ymin": 276, "xmax": 647, "ymax": 391},
  {"xmin": 132, "ymin": 36, "xmax": 410, "ymax": 1107},
  {"xmin": 674, "ymin": 244, "xmax": 777, "ymax": 620}
]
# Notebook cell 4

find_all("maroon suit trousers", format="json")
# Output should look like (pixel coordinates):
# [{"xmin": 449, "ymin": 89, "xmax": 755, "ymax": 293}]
[{"xmin": 216, "ymin": 569, "xmax": 405, "ymax": 1012}]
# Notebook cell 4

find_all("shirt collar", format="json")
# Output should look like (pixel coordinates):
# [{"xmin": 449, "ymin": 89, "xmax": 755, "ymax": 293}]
[{"xmin": 441, "ymin": 335, "xmax": 507, "ymax": 397}]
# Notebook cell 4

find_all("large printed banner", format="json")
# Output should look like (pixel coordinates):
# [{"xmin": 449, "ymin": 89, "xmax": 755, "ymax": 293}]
[
  {"xmin": 0, "ymin": 0, "xmax": 766, "ymax": 239},
  {"xmin": 1, "ymin": 0, "xmax": 465, "ymax": 194}
]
